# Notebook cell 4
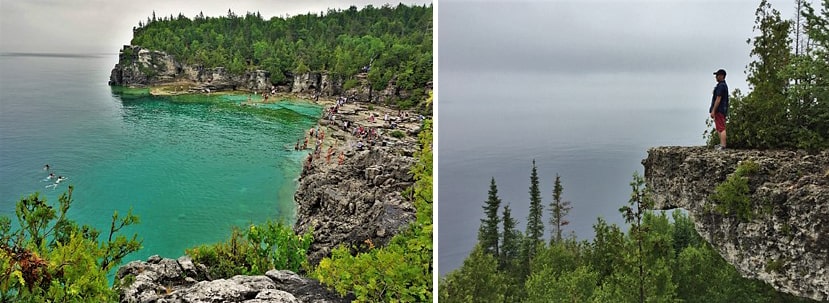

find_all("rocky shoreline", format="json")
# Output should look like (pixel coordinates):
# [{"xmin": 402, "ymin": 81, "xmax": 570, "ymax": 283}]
[{"xmin": 112, "ymin": 48, "xmax": 429, "ymax": 301}]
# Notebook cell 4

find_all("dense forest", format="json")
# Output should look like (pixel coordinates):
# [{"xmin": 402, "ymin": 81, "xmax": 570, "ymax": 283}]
[
  {"xmin": 128, "ymin": 4, "xmax": 433, "ymax": 103},
  {"xmin": 712, "ymin": 0, "xmax": 829, "ymax": 149},
  {"xmin": 438, "ymin": 165, "xmax": 817, "ymax": 303}
]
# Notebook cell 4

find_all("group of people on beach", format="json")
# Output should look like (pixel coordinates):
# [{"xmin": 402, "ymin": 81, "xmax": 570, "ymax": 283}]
[
  {"xmin": 301, "ymin": 124, "xmax": 346, "ymax": 169},
  {"xmin": 42, "ymin": 164, "xmax": 67, "ymax": 189}
]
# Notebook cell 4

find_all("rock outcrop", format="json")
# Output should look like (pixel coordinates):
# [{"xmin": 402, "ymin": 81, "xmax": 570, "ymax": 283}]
[
  {"xmin": 643, "ymin": 146, "xmax": 829, "ymax": 301},
  {"xmin": 108, "ymin": 46, "xmax": 415, "ymax": 105},
  {"xmin": 109, "ymin": 45, "xmax": 274, "ymax": 92},
  {"xmin": 117, "ymin": 255, "xmax": 349, "ymax": 303},
  {"xmin": 293, "ymin": 102, "xmax": 422, "ymax": 266}
]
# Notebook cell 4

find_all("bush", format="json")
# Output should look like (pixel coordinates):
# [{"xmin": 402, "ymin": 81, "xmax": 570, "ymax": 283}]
[
  {"xmin": 186, "ymin": 220, "xmax": 312, "ymax": 278},
  {"xmin": 0, "ymin": 187, "xmax": 142, "ymax": 302},
  {"xmin": 710, "ymin": 160, "xmax": 760, "ymax": 222},
  {"xmin": 390, "ymin": 130, "xmax": 405, "ymax": 138},
  {"xmin": 343, "ymin": 79, "xmax": 360, "ymax": 91}
]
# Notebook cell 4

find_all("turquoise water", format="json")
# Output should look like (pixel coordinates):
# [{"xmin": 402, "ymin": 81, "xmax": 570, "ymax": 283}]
[{"xmin": 0, "ymin": 54, "xmax": 321, "ymax": 262}]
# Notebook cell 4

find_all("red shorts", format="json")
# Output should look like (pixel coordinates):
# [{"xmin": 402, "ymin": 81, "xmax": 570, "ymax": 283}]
[{"xmin": 714, "ymin": 113, "xmax": 726, "ymax": 132}]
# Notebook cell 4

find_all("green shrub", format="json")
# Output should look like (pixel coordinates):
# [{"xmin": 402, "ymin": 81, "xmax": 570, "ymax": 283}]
[
  {"xmin": 0, "ymin": 187, "xmax": 142, "ymax": 302},
  {"xmin": 186, "ymin": 220, "xmax": 312, "ymax": 278},
  {"xmin": 343, "ymin": 79, "xmax": 360, "ymax": 91},
  {"xmin": 710, "ymin": 160, "xmax": 760, "ymax": 222},
  {"xmin": 390, "ymin": 130, "xmax": 405, "ymax": 138}
]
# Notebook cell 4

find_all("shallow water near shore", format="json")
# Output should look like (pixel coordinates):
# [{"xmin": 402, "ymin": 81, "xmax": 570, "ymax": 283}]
[{"xmin": 0, "ymin": 54, "xmax": 321, "ymax": 263}]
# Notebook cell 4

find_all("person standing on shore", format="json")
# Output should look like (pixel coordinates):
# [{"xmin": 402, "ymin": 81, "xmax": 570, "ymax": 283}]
[{"xmin": 710, "ymin": 69, "xmax": 729, "ymax": 150}]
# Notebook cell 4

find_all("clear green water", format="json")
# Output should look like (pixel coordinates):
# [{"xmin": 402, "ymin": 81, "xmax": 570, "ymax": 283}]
[{"xmin": 0, "ymin": 54, "xmax": 321, "ymax": 262}]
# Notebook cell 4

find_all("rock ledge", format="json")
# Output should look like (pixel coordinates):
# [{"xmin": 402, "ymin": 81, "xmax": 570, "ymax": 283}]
[
  {"xmin": 643, "ymin": 146, "xmax": 829, "ymax": 301},
  {"xmin": 117, "ymin": 255, "xmax": 349, "ymax": 303}
]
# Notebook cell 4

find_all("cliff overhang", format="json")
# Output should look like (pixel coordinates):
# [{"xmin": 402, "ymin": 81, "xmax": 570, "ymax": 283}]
[{"xmin": 642, "ymin": 146, "xmax": 829, "ymax": 301}]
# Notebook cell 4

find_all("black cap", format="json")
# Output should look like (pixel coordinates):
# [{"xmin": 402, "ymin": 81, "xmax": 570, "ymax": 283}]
[{"xmin": 713, "ymin": 69, "xmax": 727, "ymax": 76}]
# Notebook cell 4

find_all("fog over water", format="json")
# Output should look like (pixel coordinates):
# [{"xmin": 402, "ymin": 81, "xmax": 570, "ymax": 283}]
[{"xmin": 437, "ymin": 0, "xmax": 800, "ymax": 275}]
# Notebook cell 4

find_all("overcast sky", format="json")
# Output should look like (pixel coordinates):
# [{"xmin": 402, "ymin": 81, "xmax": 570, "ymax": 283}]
[
  {"xmin": 439, "ymin": 0, "xmax": 802, "ymax": 96},
  {"xmin": 0, "ymin": 0, "xmax": 431, "ymax": 54}
]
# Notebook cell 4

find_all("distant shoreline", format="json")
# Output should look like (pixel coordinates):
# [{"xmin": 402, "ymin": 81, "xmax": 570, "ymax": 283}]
[{"xmin": 0, "ymin": 52, "xmax": 117, "ymax": 58}]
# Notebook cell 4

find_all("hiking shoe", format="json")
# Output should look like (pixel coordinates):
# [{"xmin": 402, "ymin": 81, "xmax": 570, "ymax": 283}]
[{"xmin": 715, "ymin": 145, "xmax": 725, "ymax": 150}]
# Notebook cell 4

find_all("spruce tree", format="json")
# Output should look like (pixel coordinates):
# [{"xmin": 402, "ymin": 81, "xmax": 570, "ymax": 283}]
[
  {"xmin": 525, "ymin": 160, "xmax": 544, "ymax": 259},
  {"xmin": 500, "ymin": 204, "xmax": 520, "ymax": 269},
  {"xmin": 619, "ymin": 172, "xmax": 654, "ymax": 303},
  {"xmin": 478, "ymin": 177, "xmax": 501, "ymax": 256},
  {"xmin": 549, "ymin": 174, "xmax": 572, "ymax": 243}
]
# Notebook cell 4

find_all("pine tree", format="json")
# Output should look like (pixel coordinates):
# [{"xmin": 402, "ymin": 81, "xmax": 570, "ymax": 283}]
[
  {"xmin": 500, "ymin": 204, "xmax": 520, "ymax": 269},
  {"xmin": 478, "ymin": 177, "xmax": 501, "ymax": 257},
  {"xmin": 619, "ymin": 172, "xmax": 654, "ymax": 303},
  {"xmin": 525, "ymin": 160, "xmax": 544, "ymax": 260},
  {"xmin": 549, "ymin": 174, "xmax": 572, "ymax": 243}
]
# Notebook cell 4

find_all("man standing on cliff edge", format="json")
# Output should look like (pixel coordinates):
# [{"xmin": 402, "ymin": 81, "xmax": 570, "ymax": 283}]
[{"xmin": 710, "ymin": 69, "xmax": 729, "ymax": 150}]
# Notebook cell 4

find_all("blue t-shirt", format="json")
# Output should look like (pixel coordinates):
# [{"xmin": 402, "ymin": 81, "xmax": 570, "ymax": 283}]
[{"xmin": 710, "ymin": 81, "xmax": 729, "ymax": 115}]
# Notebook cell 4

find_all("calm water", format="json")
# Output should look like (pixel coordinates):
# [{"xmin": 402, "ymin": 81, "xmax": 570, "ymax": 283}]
[
  {"xmin": 0, "ymin": 54, "xmax": 320, "ymax": 263},
  {"xmin": 438, "ymin": 71, "xmax": 708, "ymax": 275}
]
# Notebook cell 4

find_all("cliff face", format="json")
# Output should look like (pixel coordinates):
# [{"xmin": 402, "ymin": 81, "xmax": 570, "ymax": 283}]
[
  {"xmin": 109, "ymin": 45, "xmax": 413, "ymax": 104},
  {"xmin": 109, "ymin": 45, "xmax": 273, "ymax": 92},
  {"xmin": 292, "ymin": 104, "xmax": 423, "ymax": 266},
  {"xmin": 643, "ymin": 146, "xmax": 829, "ymax": 301}
]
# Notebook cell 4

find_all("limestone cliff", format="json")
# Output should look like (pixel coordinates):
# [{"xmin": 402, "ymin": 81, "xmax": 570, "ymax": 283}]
[
  {"xmin": 109, "ymin": 45, "xmax": 415, "ymax": 105},
  {"xmin": 109, "ymin": 46, "xmax": 273, "ymax": 92},
  {"xmin": 292, "ymin": 102, "xmax": 423, "ymax": 266},
  {"xmin": 643, "ymin": 146, "xmax": 829, "ymax": 301}
]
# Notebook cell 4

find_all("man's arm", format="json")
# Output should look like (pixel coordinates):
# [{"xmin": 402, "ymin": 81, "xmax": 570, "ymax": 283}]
[{"xmin": 711, "ymin": 96, "xmax": 721, "ymax": 118}]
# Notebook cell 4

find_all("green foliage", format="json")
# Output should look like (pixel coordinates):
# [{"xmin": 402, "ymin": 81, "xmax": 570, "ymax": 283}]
[
  {"xmin": 342, "ymin": 78, "xmax": 360, "ymax": 90},
  {"xmin": 442, "ymin": 167, "xmax": 818, "ymax": 302},
  {"xmin": 524, "ymin": 160, "xmax": 544, "ymax": 261},
  {"xmin": 725, "ymin": 0, "xmax": 829, "ymax": 150},
  {"xmin": 478, "ymin": 177, "xmax": 501, "ymax": 256},
  {"xmin": 710, "ymin": 160, "xmax": 759, "ymax": 222},
  {"xmin": 526, "ymin": 265, "xmax": 598, "ymax": 303},
  {"xmin": 313, "ymin": 118, "xmax": 432, "ymax": 302},
  {"xmin": 549, "ymin": 174, "xmax": 572, "ymax": 243},
  {"xmin": 390, "ymin": 129, "xmax": 405, "ymax": 138},
  {"xmin": 0, "ymin": 187, "xmax": 142, "ymax": 302},
  {"xmin": 131, "ymin": 4, "xmax": 433, "ymax": 99},
  {"xmin": 766, "ymin": 258, "xmax": 785, "ymax": 273},
  {"xmin": 186, "ymin": 220, "xmax": 312, "ymax": 278},
  {"xmin": 438, "ymin": 245, "xmax": 508, "ymax": 303}
]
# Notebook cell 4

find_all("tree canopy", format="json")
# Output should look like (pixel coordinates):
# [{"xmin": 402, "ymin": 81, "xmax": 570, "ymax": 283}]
[
  {"xmin": 719, "ymin": 0, "xmax": 828, "ymax": 150},
  {"xmin": 130, "ymin": 4, "xmax": 432, "ymax": 98}
]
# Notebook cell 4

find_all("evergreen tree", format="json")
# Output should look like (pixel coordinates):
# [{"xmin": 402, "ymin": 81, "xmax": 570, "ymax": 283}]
[
  {"xmin": 500, "ymin": 204, "xmax": 520, "ymax": 269},
  {"xmin": 728, "ymin": 0, "xmax": 793, "ymax": 148},
  {"xmin": 525, "ymin": 160, "xmax": 544, "ymax": 259},
  {"xmin": 618, "ymin": 172, "xmax": 655, "ymax": 303},
  {"xmin": 549, "ymin": 174, "xmax": 572, "ymax": 243},
  {"xmin": 478, "ymin": 177, "xmax": 501, "ymax": 257}
]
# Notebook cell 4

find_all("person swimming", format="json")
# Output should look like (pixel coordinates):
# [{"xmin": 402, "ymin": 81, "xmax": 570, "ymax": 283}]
[
  {"xmin": 47, "ymin": 173, "xmax": 55, "ymax": 180},
  {"xmin": 44, "ymin": 164, "xmax": 50, "ymax": 171},
  {"xmin": 46, "ymin": 176, "xmax": 66, "ymax": 188}
]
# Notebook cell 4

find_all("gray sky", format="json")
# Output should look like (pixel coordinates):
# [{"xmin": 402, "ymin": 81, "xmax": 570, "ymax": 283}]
[
  {"xmin": 439, "ymin": 0, "xmax": 803, "ymax": 96},
  {"xmin": 0, "ymin": 0, "xmax": 431, "ymax": 54}
]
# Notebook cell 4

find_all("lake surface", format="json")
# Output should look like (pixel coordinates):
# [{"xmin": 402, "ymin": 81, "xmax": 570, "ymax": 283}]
[
  {"xmin": 438, "ymin": 70, "xmax": 709, "ymax": 275},
  {"xmin": 0, "ymin": 54, "xmax": 320, "ymax": 263}
]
